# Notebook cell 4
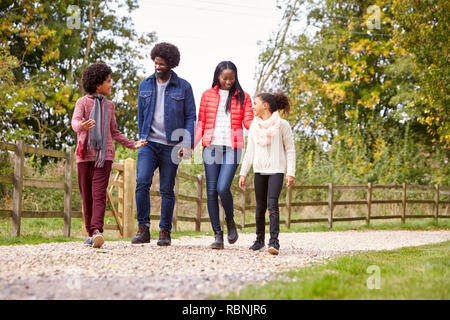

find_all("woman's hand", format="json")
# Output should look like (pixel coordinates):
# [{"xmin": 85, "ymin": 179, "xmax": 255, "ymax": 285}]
[
  {"xmin": 134, "ymin": 140, "xmax": 148, "ymax": 149},
  {"xmin": 80, "ymin": 118, "xmax": 95, "ymax": 131},
  {"xmin": 239, "ymin": 175, "xmax": 246, "ymax": 190},
  {"xmin": 286, "ymin": 175, "xmax": 295, "ymax": 187}
]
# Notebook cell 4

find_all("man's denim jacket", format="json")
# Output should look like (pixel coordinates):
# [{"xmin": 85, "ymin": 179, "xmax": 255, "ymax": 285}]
[{"xmin": 137, "ymin": 70, "xmax": 196, "ymax": 148}]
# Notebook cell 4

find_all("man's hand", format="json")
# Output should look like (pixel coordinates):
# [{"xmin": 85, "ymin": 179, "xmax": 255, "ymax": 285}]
[
  {"xmin": 178, "ymin": 147, "xmax": 192, "ymax": 159},
  {"xmin": 134, "ymin": 140, "xmax": 147, "ymax": 149},
  {"xmin": 80, "ymin": 118, "xmax": 95, "ymax": 131}
]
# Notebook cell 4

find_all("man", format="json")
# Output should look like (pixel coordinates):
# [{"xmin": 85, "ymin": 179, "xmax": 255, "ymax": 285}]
[{"xmin": 132, "ymin": 42, "xmax": 196, "ymax": 246}]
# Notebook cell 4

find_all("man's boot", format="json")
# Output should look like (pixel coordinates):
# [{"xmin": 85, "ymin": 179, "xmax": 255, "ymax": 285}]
[
  {"xmin": 131, "ymin": 225, "xmax": 150, "ymax": 244},
  {"xmin": 226, "ymin": 218, "xmax": 238, "ymax": 244},
  {"xmin": 211, "ymin": 230, "xmax": 224, "ymax": 249},
  {"xmin": 157, "ymin": 229, "xmax": 171, "ymax": 246}
]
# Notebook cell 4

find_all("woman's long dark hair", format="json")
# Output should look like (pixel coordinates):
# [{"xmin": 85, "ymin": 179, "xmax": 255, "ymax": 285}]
[{"xmin": 211, "ymin": 61, "xmax": 245, "ymax": 114}]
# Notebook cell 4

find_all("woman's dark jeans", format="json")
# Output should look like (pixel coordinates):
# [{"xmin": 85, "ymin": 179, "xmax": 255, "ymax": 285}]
[
  {"xmin": 254, "ymin": 173, "xmax": 284, "ymax": 241},
  {"xmin": 203, "ymin": 145, "xmax": 242, "ymax": 232}
]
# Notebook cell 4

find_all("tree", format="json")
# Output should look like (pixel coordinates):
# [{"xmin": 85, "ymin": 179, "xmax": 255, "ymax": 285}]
[
  {"xmin": 392, "ymin": 0, "xmax": 449, "ymax": 148},
  {"xmin": 0, "ymin": 0, "xmax": 156, "ymax": 152},
  {"xmin": 255, "ymin": 0, "xmax": 448, "ymax": 184},
  {"xmin": 255, "ymin": 0, "xmax": 304, "ymax": 93}
]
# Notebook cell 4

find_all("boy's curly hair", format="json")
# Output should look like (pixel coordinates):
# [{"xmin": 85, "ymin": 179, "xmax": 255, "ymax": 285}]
[
  {"xmin": 81, "ymin": 62, "xmax": 112, "ymax": 94},
  {"xmin": 150, "ymin": 42, "xmax": 180, "ymax": 69}
]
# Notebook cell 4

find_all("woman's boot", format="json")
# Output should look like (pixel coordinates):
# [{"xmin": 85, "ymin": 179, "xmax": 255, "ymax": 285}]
[{"xmin": 211, "ymin": 230, "xmax": 224, "ymax": 249}]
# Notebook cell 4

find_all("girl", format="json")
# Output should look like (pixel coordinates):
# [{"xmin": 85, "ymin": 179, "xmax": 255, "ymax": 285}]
[
  {"xmin": 239, "ymin": 92, "xmax": 295, "ymax": 255},
  {"xmin": 72, "ymin": 62, "xmax": 147, "ymax": 248},
  {"xmin": 194, "ymin": 61, "xmax": 253, "ymax": 249}
]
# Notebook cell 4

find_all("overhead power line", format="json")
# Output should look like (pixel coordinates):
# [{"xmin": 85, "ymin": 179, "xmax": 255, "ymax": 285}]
[
  {"xmin": 139, "ymin": 0, "xmax": 279, "ymax": 19},
  {"xmin": 175, "ymin": 0, "xmax": 275, "ymax": 11}
]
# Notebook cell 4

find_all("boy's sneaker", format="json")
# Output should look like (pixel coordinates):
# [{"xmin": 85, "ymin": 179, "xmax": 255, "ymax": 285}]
[
  {"xmin": 249, "ymin": 239, "xmax": 265, "ymax": 251},
  {"xmin": 92, "ymin": 230, "xmax": 104, "ymax": 248},
  {"xmin": 83, "ymin": 237, "xmax": 93, "ymax": 246},
  {"xmin": 268, "ymin": 239, "xmax": 280, "ymax": 255}
]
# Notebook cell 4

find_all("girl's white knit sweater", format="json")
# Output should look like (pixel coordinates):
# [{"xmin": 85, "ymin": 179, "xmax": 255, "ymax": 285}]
[{"xmin": 239, "ymin": 117, "xmax": 296, "ymax": 177}]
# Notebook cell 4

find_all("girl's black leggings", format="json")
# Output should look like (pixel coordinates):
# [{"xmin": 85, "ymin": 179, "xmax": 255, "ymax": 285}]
[{"xmin": 253, "ymin": 173, "xmax": 284, "ymax": 241}]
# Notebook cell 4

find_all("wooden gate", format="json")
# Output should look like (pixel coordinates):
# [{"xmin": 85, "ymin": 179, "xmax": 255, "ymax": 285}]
[{"xmin": 81, "ymin": 158, "xmax": 136, "ymax": 238}]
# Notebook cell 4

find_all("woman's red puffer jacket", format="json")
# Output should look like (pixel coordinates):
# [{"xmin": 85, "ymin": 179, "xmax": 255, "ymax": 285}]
[{"xmin": 194, "ymin": 85, "xmax": 253, "ymax": 149}]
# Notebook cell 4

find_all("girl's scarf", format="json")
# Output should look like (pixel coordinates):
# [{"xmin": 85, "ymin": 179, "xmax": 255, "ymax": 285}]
[
  {"xmin": 254, "ymin": 111, "xmax": 281, "ymax": 146},
  {"xmin": 88, "ymin": 94, "xmax": 108, "ymax": 168}
]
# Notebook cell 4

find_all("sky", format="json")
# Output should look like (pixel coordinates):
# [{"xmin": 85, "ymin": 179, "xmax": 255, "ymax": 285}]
[{"xmin": 130, "ymin": 0, "xmax": 285, "ymax": 107}]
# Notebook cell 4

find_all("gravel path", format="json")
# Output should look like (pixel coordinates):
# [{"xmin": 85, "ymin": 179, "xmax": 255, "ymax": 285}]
[{"xmin": 1, "ymin": 230, "xmax": 449, "ymax": 300}]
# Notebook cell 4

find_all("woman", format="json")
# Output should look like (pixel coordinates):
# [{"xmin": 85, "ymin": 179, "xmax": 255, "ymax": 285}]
[{"xmin": 194, "ymin": 61, "xmax": 253, "ymax": 249}]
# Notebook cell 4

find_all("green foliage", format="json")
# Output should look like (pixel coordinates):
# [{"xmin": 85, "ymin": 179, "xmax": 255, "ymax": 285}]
[
  {"xmin": 0, "ymin": 150, "xmax": 12, "ymax": 198},
  {"xmin": 114, "ymin": 143, "xmax": 139, "ymax": 161},
  {"xmin": 0, "ymin": 0, "xmax": 156, "ymax": 159},
  {"xmin": 392, "ymin": 0, "xmax": 449, "ymax": 147},
  {"xmin": 256, "ymin": 0, "xmax": 448, "ymax": 185}
]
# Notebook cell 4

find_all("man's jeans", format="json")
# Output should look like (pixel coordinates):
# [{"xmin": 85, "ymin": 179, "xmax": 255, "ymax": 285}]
[
  {"xmin": 135, "ymin": 141, "xmax": 179, "ymax": 231},
  {"xmin": 203, "ymin": 145, "xmax": 242, "ymax": 232}
]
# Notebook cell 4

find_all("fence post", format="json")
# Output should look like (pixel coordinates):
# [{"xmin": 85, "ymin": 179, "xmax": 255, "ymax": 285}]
[
  {"xmin": 366, "ymin": 182, "xmax": 372, "ymax": 226},
  {"xmin": 12, "ymin": 140, "xmax": 24, "ymax": 237},
  {"xmin": 240, "ymin": 188, "xmax": 246, "ymax": 230},
  {"xmin": 402, "ymin": 183, "xmax": 406, "ymax": 224},
  {"xmin": 81, "ymin": 211, "xmax": 88, "ymax": 236},
  {"xmin": 285, "ymin": 186, "xmax": 292, "ymax": 229},
  {"xmin": 63, "ymin": 149, "xmax": 73, "ymax": 237},
  {"xmin": 123, "ymin": 158, "xmax": 136, "ymax": 238},
  {"xmin": 173, "ymin": 175, "xmax": 179, "ymax": 232},
  {"xmin": 219, "ymin": 206, "xmax": 225, "ymax": 230},
  {"xmin": 328, "ymin": 183, "xmax": 334, "ymax": 229},
  {"xmin": 434, "ymin": 184, "xmax": 439, "ymax": 222},
  {"xmin": 118, "ymin": 159, "xmax": 124, "ymax": 223},
  {"xmin": 196, "ymin": 174, "xmax": 203, "ymax": 232}
]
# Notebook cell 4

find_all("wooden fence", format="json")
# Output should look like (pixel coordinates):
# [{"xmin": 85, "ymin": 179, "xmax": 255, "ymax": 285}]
[
  {"xmin": 0, "ymin": 141, "xmax": 76, "ymax": 236},
  {"xmin": 279, "ymin": 183, "xmax": 450, "ymax": 229},
  {"xmin": 1, "ymin": 141, "xmax": 449, "ymax": 238},
  {"xmin": 0, "ymin": 141, "xmax": 138, "ymax": 238}
]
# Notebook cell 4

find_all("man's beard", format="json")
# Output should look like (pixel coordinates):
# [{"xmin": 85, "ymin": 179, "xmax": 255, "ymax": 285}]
[{"xmin": 156, "ymin": 69, "xmax": 170, "ymax": 79}]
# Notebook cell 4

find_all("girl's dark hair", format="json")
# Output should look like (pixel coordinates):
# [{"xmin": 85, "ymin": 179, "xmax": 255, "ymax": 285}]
[
  {"xmin": 256, "ymin": 91, "xmax": 291, "ymax": 114},
  {"xmin": 150, "ymin": 42, "xmax": 180, "ymax": 69},
  {"xmin": 211, "ymin": 61, "xmax": 245, "ymax": 114},
  {"xmin": 81, "ymin": 62, "xmax": 112, "ymax": 94}
]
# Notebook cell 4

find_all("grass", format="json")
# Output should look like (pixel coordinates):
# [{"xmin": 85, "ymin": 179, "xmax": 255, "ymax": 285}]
[
  {"xmin": 0, "ymin": 217, "xmax": 448, "ymax": 245},
  {"xmin": 277, "ymin": 218, "xmax": 450, "ymax": 233},
  {"xmin": 0, "ymin": 216, "xmax": 213, "ymax": 245},
  {"xmin": 216, "ymin": 241, "xmax": 450, "ymax": 300},
  {"xmin": 238, "ymin": 218, "xmax": 450, "ymax": 235}
]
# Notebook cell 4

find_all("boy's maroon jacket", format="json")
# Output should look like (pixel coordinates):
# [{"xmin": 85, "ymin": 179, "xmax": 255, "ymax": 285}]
[{"xmin": 72, "ymin": 95, "xmax": 135, "ymax": 163}]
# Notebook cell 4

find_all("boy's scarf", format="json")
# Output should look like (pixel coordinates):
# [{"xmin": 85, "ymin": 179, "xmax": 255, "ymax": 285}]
[
  {"xmin": 88, "ymin": 94, "xmax": 108, "ymax": 168},
  {"xmin": 254, "ymin": 111, "xmax": 281, "ymax": 146}
]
